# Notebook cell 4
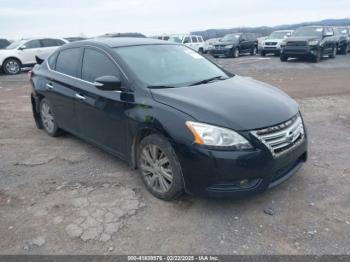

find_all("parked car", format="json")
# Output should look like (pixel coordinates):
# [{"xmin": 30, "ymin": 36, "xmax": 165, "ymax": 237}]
[
  {"xmin": 0, "ymin": 38, "xmax": 11, "ymax": 49},
  {"xmin": 211, "ymin": 33, "xmax": 258, "ymax": 58},
  {"xmin": 101, "ymin": 32, "xmax": 146, "ymax": 38},
  {"xmin": 280, "ymin": 26, "xmax": 338, "ymax": 63},
  {"xmin": 0, "ymin": 38, "xmax": 67, "ymax": 74},
  {"xmin": 260, "ymin": 30, "xmax": 294, "ymax": 56},
  {"xmin": 168, "ymin": 34, "xmax": 205, "ymax": 53},
  {"xmin": 203, "ymin": 38, "xmax": 220, "ymax": 53},
  {"xmin": 334, "ymin": 27, "xmax": 349, "ymax": 54},
  {"xmin": 64, "ymin": 37, "xmax": 88, "ymax": 42},
  {"xmin": 30, "ymin": 38, "xmax": 307, "ymax": 200}
]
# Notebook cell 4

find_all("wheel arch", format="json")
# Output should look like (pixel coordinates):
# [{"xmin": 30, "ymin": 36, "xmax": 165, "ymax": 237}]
[
  {"xmin": 130, "ymin": 125, "xmax": 173, "ymax": 169},
  {"xmin": 2, "ymin": 56, "xmax": 23, "ymax": 67}
]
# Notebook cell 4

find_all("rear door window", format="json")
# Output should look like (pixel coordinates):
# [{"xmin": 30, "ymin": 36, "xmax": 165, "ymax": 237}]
[
  {"xmin": 81, "ymin": 48, "xmax": 120, "ymax": 83},
  {"xmin": 55, "ymin": 48, "xmax": 81, "ymax": 77},
  {"xmin": 191, "ymin": 36, "xmax": 198, "ymax": 43}
]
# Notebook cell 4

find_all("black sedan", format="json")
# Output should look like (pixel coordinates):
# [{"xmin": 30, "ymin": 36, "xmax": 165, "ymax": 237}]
[{"xmin": 30, "ymin": 38, "xmax": 308, "ymax": 200}]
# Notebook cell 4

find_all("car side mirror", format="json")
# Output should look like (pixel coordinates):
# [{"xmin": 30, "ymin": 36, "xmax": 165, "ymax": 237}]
[
  {"xmin": 18, "ymin": 45, "xmax": 26, "ymax": 50},
  {"xmin": 94, "ymin": 76, "xmax": 123, "ymax": 91}
]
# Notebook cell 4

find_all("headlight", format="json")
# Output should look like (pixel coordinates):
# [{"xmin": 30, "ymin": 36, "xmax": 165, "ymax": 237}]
[
  {"xmin": 308, "ymin": 40, "xmax": 319, "ymax": 46},
  {"xmin": 280, "ymin": 40, "xmax": 287, "ymax": 47},
  {"xmin": 225, "ymin": 44, "xmax": 234, "ymax": 48},
  {"xmin": 186, "ymin": 121, "xmax": 253, "ymax": 149}
]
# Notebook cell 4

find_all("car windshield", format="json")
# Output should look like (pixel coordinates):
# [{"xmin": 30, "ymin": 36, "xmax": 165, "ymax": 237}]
[
  {"xmin": 5, "ymin": 40, "xmax": 24, "ymax": 49},
  {"xmin": 221, "ymin": 34, "xmax": 240, "ymax": 42},
  {"xmin": 269, "ymin": 31, "xmax": 290, "ymax": 39},
  {"xmin": 293, "ymin": 27, "xmax": 323, "ymax": 37},
  {"xmin": 114, "ymin": 44, "xmax": 228, "ymax": 87},
  {"xmin": 168, "ymin": 36, "xmax": 183, "ymax": 43}
]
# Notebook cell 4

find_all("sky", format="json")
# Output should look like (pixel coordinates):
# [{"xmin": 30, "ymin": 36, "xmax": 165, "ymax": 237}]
[{"xmin": 1, "ymin": 0, "xmax": 350, "ymax": 39}]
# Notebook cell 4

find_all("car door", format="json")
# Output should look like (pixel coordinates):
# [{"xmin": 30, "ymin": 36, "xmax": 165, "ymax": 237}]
[
  {"xmin": 74, "ymin": 47, "xmax": 128, "ymax": 157},
  {"xmin": 191, "ymin": 36, "xmax": 199, "ymax": 51},
  {"xmin": 18, "ymin": 39, "xmax": 42, "ymax": 64},
  {"xmin": 43, "ymin": 47, "xmax": 82, "ymax": 133},
  {"xmin": 239, "ymin": 34, "xmax": 250, "ymax": 52},
  {"xmin": 323, "ymin": 27, "xmax": 334, "ymax": 54}
]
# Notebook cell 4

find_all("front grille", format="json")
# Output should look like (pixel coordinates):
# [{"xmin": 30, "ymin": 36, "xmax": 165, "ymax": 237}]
[
  {"xmin": 214, "ymin": 45, "xmax": 226, "ymax": 49},
  {"xmin": 251, "ymin": 114, "xmax": 305, "ymax": 158},
  {"xmin": 286, "ymin": 41, "xmax": 308, "ymax": 46},
  {"xmin": 265, "ymin": 42, "xmax": 277, "ymax": 46}
]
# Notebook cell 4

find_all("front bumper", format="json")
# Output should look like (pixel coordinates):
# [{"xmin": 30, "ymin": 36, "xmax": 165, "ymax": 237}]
[
  {"xmin": 210, "ymin": 48, "xmax": 232, "ymax": 57},
  {"xmin": 262, "ymin": 46, "xmax": 280, "ymax": 54},
  {"xmin": 281, "ymin": 45, "xmax": 319, "ymax": 57},
  {"xmin": 174, "ymin": 131, "xmax": 308, "ymax": 198}
]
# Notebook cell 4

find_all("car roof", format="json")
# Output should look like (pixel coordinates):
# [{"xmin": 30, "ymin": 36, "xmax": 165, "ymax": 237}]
[{"xmin": 69, "ymin": 37, "xmax": 176, "ymax": 48}]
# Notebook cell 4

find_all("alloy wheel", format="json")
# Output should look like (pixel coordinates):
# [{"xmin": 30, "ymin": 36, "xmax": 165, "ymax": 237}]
[
  {"xmin": 41, "ymin": 102, "xmax": 55, "ymax": 133},
  {"xmin": 5, "ymin": 60, "xmax": 20, "ymax": 74},
  {"xmin": 140, "ymin": 144, "xmax": 173, "ymax": 193}
]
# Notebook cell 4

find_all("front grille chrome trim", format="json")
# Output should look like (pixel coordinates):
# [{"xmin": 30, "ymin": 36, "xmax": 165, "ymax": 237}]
[{"xmin": 251, "ymin": 114, "xmax": 305, "ymax": 158}]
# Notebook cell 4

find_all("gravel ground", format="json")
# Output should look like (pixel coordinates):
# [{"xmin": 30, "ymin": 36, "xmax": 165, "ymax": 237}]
[{"xmin": 0, "ymin": 54, "xmax": 349, "ymax": 255}]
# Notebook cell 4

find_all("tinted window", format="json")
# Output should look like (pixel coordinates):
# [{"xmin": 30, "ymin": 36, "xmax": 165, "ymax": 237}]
[
  {"xmin": 191, "ymin": 36, "xmax": 198, "ymax": 43},
  {"xmin": 25, "ymin": 40, "xmax": 41, "ymax": 49},
  {"xmin": 82, "ymin": 48, "xmax": 120, "ymax": 83},
  {"xmin": 41, "ymin": 39, "xmax": 64, "ymax": 47},
  {"xmin": 197, "ymin": 37, "xmax": 203, "ymax": 42},
  {"xmin": 55, "ymin": 48, "xmax": 81, "ymax": 77}
]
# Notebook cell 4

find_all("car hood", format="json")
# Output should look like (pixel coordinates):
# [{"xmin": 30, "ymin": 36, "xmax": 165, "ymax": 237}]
[
  {"xmin": 215, "ymin": 41, "xmax": 238, "ymax": 46},
  {"xmin": 151, "ymin": 76, "xmax": 299, "ymax": 131},
  {"xmin": 286, "ymin": 36, "xmax": 320, "ymax": 42},
  {"xmin": 264, "ymin": 38, "xmax": 284, "ymax": 43}
]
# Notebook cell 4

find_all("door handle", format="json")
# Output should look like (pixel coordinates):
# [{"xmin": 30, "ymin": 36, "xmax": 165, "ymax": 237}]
[
  {"xmin": 46, "ymin": 83, "xmax": 53, "ymax": 89},
  {"xmin": 75, "ymin": 93, "xmax": 86, "ymax": 100}
]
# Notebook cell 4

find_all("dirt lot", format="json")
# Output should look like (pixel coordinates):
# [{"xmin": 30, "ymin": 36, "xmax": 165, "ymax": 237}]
[{"xmin": 0, "ymin": 55, "xmax": 349, "ymax": 255}]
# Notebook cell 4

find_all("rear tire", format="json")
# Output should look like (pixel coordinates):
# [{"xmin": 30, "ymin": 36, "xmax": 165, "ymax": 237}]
[
  {"xmin": 3, "ymin": 58, "xmax": 21, "ymax": 75},
  {"xmin": 39, "ymin": 98, "xmax": 61, "ymax": 137},
  {"xmin": 340, "ymin": 45, "xmax": 347, "ymax": 55},
  {"xmin": 137, "ymin": 134, "xmax": 184, "ymax": 200}
]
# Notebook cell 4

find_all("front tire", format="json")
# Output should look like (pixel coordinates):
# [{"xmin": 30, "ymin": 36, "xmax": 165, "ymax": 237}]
[
  {"xmin": 329, "ymin": 46, "xmax": 337, "ymax": 58},
  {"xmin": 137, "ymin": 134, "xmax": 184, "ymax": 200},
  {"xmin": 232, "ymin": 48, "xmax": 239, "ymax": 58},
  {"xmin": 260, "ymin": 51, "xmax": 266, "ymax": 57},
  {"xmin": 312, "ymin": 49, "xmax": 322, "ymax": 63},
  {"xmin": 280, "ymin": 54, "xmax": 288, "ymax": 62},
  {"xmin": 39, "ymin": 98, "xmax": 61, "ymax": 137},
  {"xmin": 3, "ymin": 58, "xmax": 21, "ymax": 75}
]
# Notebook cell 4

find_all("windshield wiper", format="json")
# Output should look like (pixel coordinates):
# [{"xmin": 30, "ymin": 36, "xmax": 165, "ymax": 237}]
[{"xmin": 190, "ymin": 76, "xmax": 227, "ymax": 86}]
